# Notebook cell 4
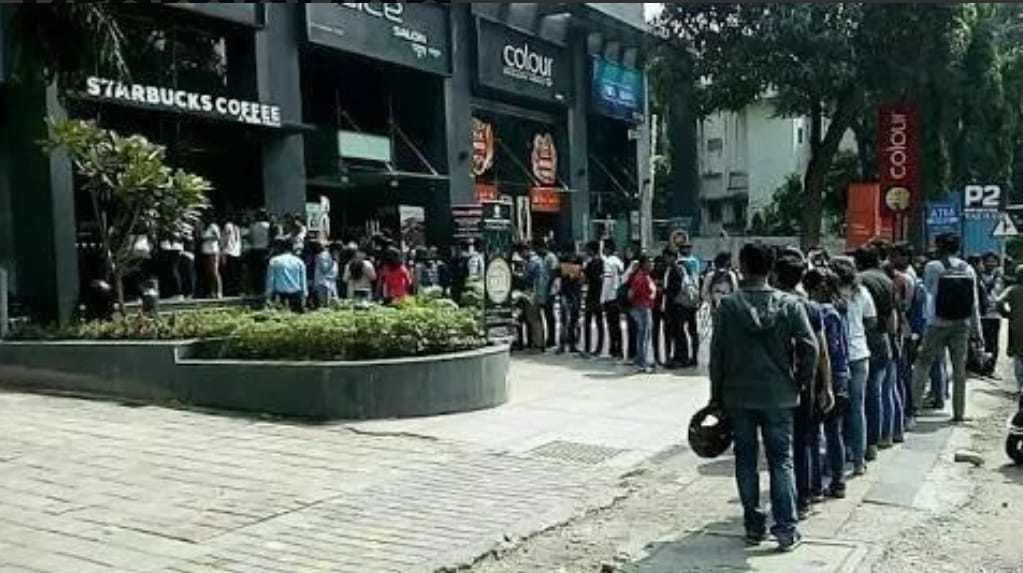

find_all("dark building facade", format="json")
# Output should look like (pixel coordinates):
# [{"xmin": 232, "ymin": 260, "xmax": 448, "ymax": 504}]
[{"xmin": 0, "ymin": 3, "xmax": 649, "ymax": 322}]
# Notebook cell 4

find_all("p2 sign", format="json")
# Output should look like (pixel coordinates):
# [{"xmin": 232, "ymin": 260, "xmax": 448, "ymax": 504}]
[{"xmin": 964, "ymin": 184, "xmax": 1002, "ymax": 211}]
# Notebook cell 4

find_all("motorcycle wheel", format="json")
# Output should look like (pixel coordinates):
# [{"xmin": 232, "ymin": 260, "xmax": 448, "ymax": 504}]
[{"xmin": 1007, "ymin": 434, "xmax": 1023, "ymax": 465}]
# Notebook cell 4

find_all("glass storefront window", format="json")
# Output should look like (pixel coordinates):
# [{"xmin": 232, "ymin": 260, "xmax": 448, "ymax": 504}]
[{"xmin": 95, "ymin": 10, "xmax": 249, "ymax": 100}]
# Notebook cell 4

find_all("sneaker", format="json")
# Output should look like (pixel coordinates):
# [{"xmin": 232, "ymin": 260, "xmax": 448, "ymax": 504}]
[
  {"xmin": 777, "ymin": 531, "xmax": 804, "ymax": 553},
  {"xmin": 865, "ymin": 445, "xmax": 878, "ymax": 461},
  {"xmin": 878, "ymin": 439, "xmax": 894, "ymax": 450},
  {"xmin": 797, "ymin": 505, "xmax": 811, "ymax": 521},
  {"xmin": 810, "ymin": 493, "xmax": 825, "ymax": 504},
  {"xmin": 893, "ymin": 434, "xmax": 905, "ymax": 444},
  {"xmin": 825, "ymin": 486, "xmax": 846, "ymax": 499},
  {"xmin": 643, "ymin": 366, "xmax": 655, "ymax": 374},
  {"xmin": 745, "ymin": 531, "xmax": 767, "ymax": 547},
  {"xmin": 853, "ymin": 464, "xmax": 867, "ymax": 477},
  {"xmin": 905, "ymin": 416, "xmax": 918, "ymax": 431}
]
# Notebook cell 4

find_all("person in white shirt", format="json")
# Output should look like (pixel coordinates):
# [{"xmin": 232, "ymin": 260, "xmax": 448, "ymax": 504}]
[
  {"xmin": 200, "ymin": 212, "xmax": 222, "ymax": 298},
  {"xmin": 833, "ymin": 257, "xmax": 876, "ymax": 476},
  {"xmin": 248, "ymin": 209, "xmax": 272, "ymax": 295},
  {"xmin": 220, "ymin": 218, "xmax": 242, "ymax": 296},
  {"xmin": 602, "ymin": 239, "xmax": 626, "ymax": 360},
  {"xmin": 158, "ymin": 234, "xmax": 184, "ymax": 299}
]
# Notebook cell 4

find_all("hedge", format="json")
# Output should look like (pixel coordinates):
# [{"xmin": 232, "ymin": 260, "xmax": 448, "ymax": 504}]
[{"xmin": 9, "ymin": 298, "xmax": 486, "ymax": 361}]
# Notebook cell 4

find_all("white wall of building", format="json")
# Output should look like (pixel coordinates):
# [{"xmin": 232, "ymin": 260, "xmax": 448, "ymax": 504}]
[{"xmin": 696, "ymin": 100, "xmax": 815, "ymax": 236}]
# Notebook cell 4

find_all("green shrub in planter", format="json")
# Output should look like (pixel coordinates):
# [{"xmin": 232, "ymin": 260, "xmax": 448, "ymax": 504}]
[{"xmin": 10, "ymin": 301, "xmax": 485, "ymax": 362}]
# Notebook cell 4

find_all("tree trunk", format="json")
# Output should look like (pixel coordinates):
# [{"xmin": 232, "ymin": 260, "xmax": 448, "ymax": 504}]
[
  {"xmin": 802, "ymin": 102, "xmax": 825, "ymax": 249},
  {"xmin": 113, "ymin": 269, "xmax": 125, "ymax": 315},
  {"xmin": 802, "ymin": 92, "xmax": 862, "ymax": 249}
]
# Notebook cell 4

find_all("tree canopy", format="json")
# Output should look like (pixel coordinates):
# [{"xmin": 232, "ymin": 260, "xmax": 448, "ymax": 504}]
[{"xmin": 656, "ymin": 3, "xmax": 975, "ymax": 246}]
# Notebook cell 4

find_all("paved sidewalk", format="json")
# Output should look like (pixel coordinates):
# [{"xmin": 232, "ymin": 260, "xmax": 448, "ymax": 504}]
[{"xmin": 0, "ymin": 356, "xmax": 697, "ymax": 573}]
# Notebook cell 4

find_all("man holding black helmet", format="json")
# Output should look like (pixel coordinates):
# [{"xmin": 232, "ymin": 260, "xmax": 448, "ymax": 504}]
[{"xmin": 709, "ymin": 242, "xmax": 819, "ymax": 552}]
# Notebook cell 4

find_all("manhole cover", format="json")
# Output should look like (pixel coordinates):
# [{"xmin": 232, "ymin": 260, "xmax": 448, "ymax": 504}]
[{"xmin": 527, "ymin": 440, "xmax": 627, "ymax": 465}]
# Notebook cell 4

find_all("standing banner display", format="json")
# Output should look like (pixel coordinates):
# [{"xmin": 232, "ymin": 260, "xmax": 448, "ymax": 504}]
[
  {"xmin": 481, "ymin": 200, "xmax": 515, "ymax": 341},
  {"xmin": 877, "ymin": 103, "xmax": 920, "ymax": 239}
]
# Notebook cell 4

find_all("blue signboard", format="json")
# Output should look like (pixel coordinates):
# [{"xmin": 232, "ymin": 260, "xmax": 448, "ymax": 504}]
[
  {"xmin": 592, "ymin": 56, "xmax": 645, "ymax": 123},
  {"xmin": 926, "ymin": 202, "xmax": 959, "ymax": 228}
]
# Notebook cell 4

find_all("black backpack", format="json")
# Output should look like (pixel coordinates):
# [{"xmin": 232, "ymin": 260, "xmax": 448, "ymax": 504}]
[{"xmin": 935, "ymin": 258, "xmax": 975, "ymax": 321}]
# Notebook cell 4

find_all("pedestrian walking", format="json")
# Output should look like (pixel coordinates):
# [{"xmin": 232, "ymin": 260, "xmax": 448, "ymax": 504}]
[
  {"xmin": 855, "ymin": 245, "xmax": 900, "ymax": 455},
  {"xmin": 997, "ymin": 264, "xmax": 1023, "ymax": 395},
  {"xmin": 832, "ymin": 257, "xmax": 875, "ymax": 476},
  {"xmin": 628, "ymin": 255, "xmax": 657, "ymax": 373},
  {"xmin": 773, "ymin": 251, "xmax": 833, "ymax": 520},
  {"xmin": 343, "ymin": 247, "xmax": 377, "ymax": 302},
  {"xmin": 805, "ymin": 268, "xmax": 851, "ymax": 498},
  {"xmin": 518, "ymin": 243, "xmax": 548, "ymax": 350},
  {"xmin": 583, "ymin": 241, "xmax": 606, "ymax": 357},
  {"xmin": 909, "ymin": 233, "xmax": 984, "ymax": 425},
  {"xmin": 709, "ymin": 242, "xmax": 818, "ymax": 551},
  {"xmin": 602, "ymin": 240, "xmax": 626, "ymax": 360},
  {"xmin": 312, "ymin": 240, "xmax": 338, "ymax": 307},
  {"xmin": 557, "ymin": 252, "xmax": 584, "ymax": 354},
  {"xmin": 199, "ymin": 211, "xmax": 222, "ymax": 299}
]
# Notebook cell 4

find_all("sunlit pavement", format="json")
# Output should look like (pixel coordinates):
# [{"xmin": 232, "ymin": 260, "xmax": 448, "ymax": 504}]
[{"xmin": 0, "ymin": 353, "xmax": 1010, "ymax": 573}]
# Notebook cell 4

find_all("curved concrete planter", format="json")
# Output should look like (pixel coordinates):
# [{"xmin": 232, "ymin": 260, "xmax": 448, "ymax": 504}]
[{"xmin": 0, "ymin": 341, "xmax": 509, "ymax": 420}]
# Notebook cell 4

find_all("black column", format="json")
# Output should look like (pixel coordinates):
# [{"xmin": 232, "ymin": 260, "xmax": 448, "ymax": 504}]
[
  {"xmin": 444, "ymin": 5, "xmax": 474, "ymax": 208},
  {"xmin": 256, "ymin": 4, "xmax": 306, "ymax": 217},
  {"xmin": 2, "ymin": 77, "xmax": 78, "ymax": 324},
  {"xmin": 567, "ymin": 34, "xmax": 590, "ymax": 245}
]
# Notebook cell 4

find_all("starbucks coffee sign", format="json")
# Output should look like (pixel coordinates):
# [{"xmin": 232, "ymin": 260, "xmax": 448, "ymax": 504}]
[
  {"xmin": 476, "ymin": 19, "xmax": 569, "ymax": 104},
  {"xmin": 84, "ymin": 77, "xmax": 282, "ymax": 127}
]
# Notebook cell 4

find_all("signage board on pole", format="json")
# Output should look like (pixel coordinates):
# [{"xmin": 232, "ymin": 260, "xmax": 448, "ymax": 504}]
[{"xmin": 480, "ymin": 200, "xmax": 515, "ymax": 341}]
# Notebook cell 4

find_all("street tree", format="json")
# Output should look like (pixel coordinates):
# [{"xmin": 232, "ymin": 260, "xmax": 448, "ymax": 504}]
[
  {"xmin": 44, "ymin": 119, "xmax": 210, "ymax": 310},
  {"xmin": 658, "ymin": 3, "xmax": 969, "ymax": 247}
]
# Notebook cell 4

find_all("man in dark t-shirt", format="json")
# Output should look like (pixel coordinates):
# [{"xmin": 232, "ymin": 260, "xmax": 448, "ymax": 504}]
[{"xmin": 854, "ymin": 245, "xmax": 901, "ymax": 457}]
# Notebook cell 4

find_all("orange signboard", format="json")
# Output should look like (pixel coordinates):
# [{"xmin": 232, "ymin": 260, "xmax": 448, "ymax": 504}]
[
  {"xmin": 530, "ymin": 187, "xmax": 562, "ymax": 213},
  {"xmin": 474, "ymin": 183, "xmax": 498, "ymax": 202},
  {"xmin": 846, "ymin": 182, "xmax": 882, "ymax": 251}
]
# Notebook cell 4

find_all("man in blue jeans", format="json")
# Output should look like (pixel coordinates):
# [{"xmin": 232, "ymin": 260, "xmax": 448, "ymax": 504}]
[{"xmin": 710, "ymin": 243, "xmax": 819, "ymax": 551}]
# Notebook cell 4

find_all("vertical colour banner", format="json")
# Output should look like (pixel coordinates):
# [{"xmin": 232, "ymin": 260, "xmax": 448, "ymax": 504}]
[{"xmin": 877, "ymin": 103, "xmax": 920, "ymax": 233}]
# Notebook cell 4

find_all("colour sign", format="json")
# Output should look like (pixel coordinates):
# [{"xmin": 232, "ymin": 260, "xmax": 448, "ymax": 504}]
[
  {"xmin": 877, "ymin": 103, "xmax": 920, "ymax": 216},
  {"xmin": 476, "ymin": 19, "xmax": 569, "ymax": 104}
]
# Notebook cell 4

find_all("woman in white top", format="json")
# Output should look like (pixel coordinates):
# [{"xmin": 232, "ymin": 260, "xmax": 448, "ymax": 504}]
[
  {"xmin": 833, "ymin": 257, "xmax": 877, "ymax": 476},
  {"xmin": 200, "ymin": 213, "xmax": 222, "ymax": 298},
  {"xmin": 220, "ymin": 219, "xmax": 242, "ymax": 296},
  {"xmin": 343, "ymin": 251, "xmax": 377, "ymax": 301}
]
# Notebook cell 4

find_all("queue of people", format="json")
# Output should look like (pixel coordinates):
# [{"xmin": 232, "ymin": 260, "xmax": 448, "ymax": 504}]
[
  {"xmin": 508, "ymin": 237, "xmax": 739, "ymax": 373},
  {"xmin": 706, "ymin": 232, "xmax": 1017, "ymax": 552}
]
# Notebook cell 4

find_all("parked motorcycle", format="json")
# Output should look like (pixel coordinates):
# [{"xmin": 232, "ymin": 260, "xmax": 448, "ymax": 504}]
[{"xmin": 1007, "ymin": 394, "xmax": 1023, "ymax": 465}]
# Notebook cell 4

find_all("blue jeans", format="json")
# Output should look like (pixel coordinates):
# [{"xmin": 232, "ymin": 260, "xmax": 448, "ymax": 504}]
[
  {"xmin": 731, "ymin": 408, "xmax": 799, "ymax": 539},
  {"xmin": 630, "ymin": 307, "xmax": 653, "ymax": 367},
  {"xmin": 882, "ymin": 356, "xmax": 904, "ymax": 441},
  {"xmin": 823, "ymin": 403, "xmax": 845, "ymax": 491},
  {"xmin": 845, "ymin": 359, "xmax": 869, "ymax": 467},
  {"xmin": 866, "ymin": 356, "xmax": 887, "ymax": 447},
  {"xmin": 793, "ymin": 401, "xmax": 822, "ymax": 508}
]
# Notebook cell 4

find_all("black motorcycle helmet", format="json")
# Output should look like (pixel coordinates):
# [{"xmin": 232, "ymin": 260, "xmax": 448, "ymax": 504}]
[
  {"xmin": 1007, "ymin": 395, "xmax": 1023, "ymax": 465},
  {"xmin": 689, "ymin": 404, "xmax": 734, "ymax": 459}
]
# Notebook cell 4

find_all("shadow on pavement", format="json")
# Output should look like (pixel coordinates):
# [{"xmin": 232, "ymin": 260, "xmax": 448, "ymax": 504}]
[
  {"xmin": 996, "ymin": 464, "xmax": 1023, "ymax": 485},
  {"xmin": 624, "ymin": 517, "xmax": 759, "ymax": 573},
  {"xmin": 696, "ymin": 456, "xmax": 736, "ymax": 478}
]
